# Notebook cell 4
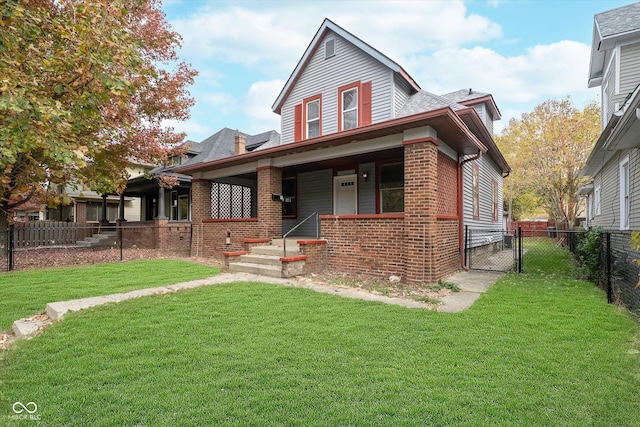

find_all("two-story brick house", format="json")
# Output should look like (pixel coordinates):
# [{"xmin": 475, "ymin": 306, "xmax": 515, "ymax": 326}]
[
  {"xmin": 176, "ymin": 18, "xmax": 510, "ymax": 284},
  {"xmin": 581, "ymin": 2, "xmax": 640, "ymax": 231}
]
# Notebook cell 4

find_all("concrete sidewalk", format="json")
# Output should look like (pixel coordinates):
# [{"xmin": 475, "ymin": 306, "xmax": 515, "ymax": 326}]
[{"xmin": 7, "ymin": 270, "xmax": 503, "ymax": 344}]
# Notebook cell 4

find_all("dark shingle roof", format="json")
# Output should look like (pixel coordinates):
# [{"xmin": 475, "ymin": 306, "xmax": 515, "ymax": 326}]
[{"xmin": 396, "ymin": 90, "xmax": 467, "ymax": 118}]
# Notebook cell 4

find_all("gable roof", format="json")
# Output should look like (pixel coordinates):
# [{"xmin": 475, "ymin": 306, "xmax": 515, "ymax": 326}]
[
  {"xmin": 271, "ymin": 18, "xmax": 420, "ymax": 114},
  {"xmin": 440, "ymin": 89, "xmax": 501, "ymax": 120},
  {"xmin": 588, "ymin": 2, "xmax": 640, "ymax": 88}
]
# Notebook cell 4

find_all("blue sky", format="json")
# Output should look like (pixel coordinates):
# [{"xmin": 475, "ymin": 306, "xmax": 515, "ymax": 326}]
[{"xmin": 160, "ymin": 0, "xmax": 635, "ymax": 142}]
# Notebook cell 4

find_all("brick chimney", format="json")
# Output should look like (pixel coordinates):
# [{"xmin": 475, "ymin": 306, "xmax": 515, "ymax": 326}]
[{"xmin": 234, "ymin": 134, "xmax": 246, "ymax": 155}]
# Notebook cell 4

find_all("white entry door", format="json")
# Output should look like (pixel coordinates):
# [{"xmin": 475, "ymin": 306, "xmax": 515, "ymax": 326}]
[{"xmin": 333, "ymin": 174, "xmax": 357, "ymax": 215}]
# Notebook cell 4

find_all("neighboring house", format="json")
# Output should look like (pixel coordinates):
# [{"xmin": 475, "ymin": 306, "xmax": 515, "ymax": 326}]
[
  {"xmin": 175, "ymin": 18, "xmax": 510, "ymax": 283},
  {"xmin": 581, "ymin": 2, "xmax": 640, "ymax": 231},
  {"xmin": 122, "ymin": 128, "xmax": 280, "ymax": 223}
]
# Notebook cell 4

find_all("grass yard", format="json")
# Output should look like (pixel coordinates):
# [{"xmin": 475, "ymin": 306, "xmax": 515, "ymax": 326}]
[
  {"xmin": 0, "ymin": 259, "xmax": 220, "ymax": 331},
  {"xmin": 1, "ymin": 245, "xmax": 639, "ymax": 426}
]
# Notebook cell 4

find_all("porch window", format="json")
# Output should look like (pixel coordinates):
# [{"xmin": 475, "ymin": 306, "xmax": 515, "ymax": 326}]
[
  {"xmin": 620, "ymin": 155, "xmax": 630, "ymax": 230},
  {"xmin": 472, "ymin": 164, "xmax": 480, "ymax": 220},
  {"xmin": 380, "ymin": 163, "xmax": 403, "ymax": 213},
  {"xmin": 282, "ymin": 177, "xmax": 296, "ymax": 218}
]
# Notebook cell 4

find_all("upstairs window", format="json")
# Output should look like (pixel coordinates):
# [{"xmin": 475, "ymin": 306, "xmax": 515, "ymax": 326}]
[
  {"xmin": 306, "ymin": 99, "xmax": 320, "ymax": 138},
  {"xmin": 342, "ymin": 87, "xmax": 358, "ymax": 130},
  {"xmin": 338, "ymin": 81, "xmax": 372, "ymax": 131}
]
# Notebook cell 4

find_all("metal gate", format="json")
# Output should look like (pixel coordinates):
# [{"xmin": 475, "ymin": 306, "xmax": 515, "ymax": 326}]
[{"xmin": 465, "ymin": 226, "xmax": 522, "ymax": 272}]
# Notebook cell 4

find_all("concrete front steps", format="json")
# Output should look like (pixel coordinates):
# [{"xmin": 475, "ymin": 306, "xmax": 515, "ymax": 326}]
[
  {"xmin": 228, "ymin": 239, "xmax": 305, "ymax": 278},
  {"xmin": 76, "ymin": 231, "xmax": 117, "ymax": 248}
]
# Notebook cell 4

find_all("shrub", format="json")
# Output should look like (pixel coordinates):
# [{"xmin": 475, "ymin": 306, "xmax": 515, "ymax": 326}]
[{"xmin": 575, "ymin": 227, "xmax": 603, "ymax": 282}]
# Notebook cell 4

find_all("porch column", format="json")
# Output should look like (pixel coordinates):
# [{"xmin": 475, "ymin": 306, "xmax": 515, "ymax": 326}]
[
  {"xmin": 157, "ymin": 187, "xmax": 168, "ymax": 219},
  {"xmin": 190, "ymin": 179, "xmax": 211, "ymax": 255},
  {"xmin": 118, "ymin": 193, "xmax": 126, "ymax": 222},
  {"xmin": 100, "ymin": 194, "xmax": 109, "ymax": 226},
  {"xmin": 257, "ymin": 161, "xmax": 282, "ymax": 239},
  {"xmin": 403, "ymin": 134, "xmax": 439, "ymax": 284}
]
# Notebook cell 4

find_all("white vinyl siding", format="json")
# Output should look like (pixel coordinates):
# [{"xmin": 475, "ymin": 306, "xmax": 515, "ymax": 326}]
[
  {"xmin": 602, "ymin": 50, "xmax": 617, "ymax": 126},
  {"xmin": 280, "ymin": 30, "xmax": 393, "ymax": 144},
  {"xmin": 463, "ymin": 154, "xmax": 503, "ymax": 230}
]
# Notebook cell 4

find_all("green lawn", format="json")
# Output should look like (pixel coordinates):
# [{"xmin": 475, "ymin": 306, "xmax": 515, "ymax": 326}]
[
  {"xmin": 1, "ymin": 246, "xmax": 639, "ymax": 426},
  {"xmin": 0, "ymin": 259, "xmax": 220, "ymax": 331}
]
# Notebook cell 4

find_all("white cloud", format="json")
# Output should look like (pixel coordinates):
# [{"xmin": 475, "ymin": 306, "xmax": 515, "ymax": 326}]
[
  {"xmin": 243, "ymin": 79, "xmax": 285, "ymax": 134},
  {"xmin": 163, "ymin": 119, "xmax": 214, "ymax": 142}
]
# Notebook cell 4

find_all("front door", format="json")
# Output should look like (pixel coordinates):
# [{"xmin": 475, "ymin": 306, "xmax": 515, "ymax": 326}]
[{"xmin": 333, "ymin": 174, "xmax": 357, "ymax": 215}]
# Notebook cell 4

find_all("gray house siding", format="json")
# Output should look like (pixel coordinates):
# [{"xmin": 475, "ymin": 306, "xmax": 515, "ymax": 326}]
[
  {"xmin": 280, "ymin": 30, "xmax": 394, "ymax": 144},
  {"xmin": 590, "ymin": 149, "xmax": 640, "ymax": 230},
  {"xmin": 463, "ymin": 154, "xmax": 503, "ymax": 231},
  {"xmin": 620, "ymin": 42, "xmax": 640, "ymax": 97},
  {"xmin": 358, "ymin": 162, "xmax": 376, "ymax": 214},
  {"xmin": 603, "ymin": 51, "xmax": 617, "ymax": 125},
  {"xmin": 393, "ymin": 72, "xmax": 413, "ymax": 117},
  {"xmin": 472, "ymin": 104, "xmax": 494, "ymax": 135},
  {"xmin": 282, "ymin": 169, "xmax": 333, "ymax": 236}
]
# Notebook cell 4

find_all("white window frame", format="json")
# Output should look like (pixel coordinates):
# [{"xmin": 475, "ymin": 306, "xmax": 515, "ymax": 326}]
[
  {"xmin": 620, "ymin": 155, "xmax": 630, "ymax": 230},
  {"xmin": 306, "ymin": 99, "xmax": 320, "ymax": 138},
  {"xmin": 341, "ymin": 87, "xmax": 358, "ymax": 130},
  {"xmin": 594, "ymin": 185, "xmax": 601, "ymax": 216}
]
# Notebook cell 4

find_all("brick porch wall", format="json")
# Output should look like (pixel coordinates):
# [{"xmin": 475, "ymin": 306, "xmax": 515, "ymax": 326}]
[
  {"xmin": 435, "ymin": 218, "xmax": 460, "ymax": 279},
  {"xmin": 195, "ymin": 219, "xmax": 261, "ymax": 259},
  {"xmin": 320, "ymin": 215, "xmax": 405, "ymax": 279}
]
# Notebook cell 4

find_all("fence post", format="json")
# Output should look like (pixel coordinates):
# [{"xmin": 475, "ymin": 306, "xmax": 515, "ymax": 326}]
[
  {"xmin": 606, "ymin": 232, "xmax": 612, "ymax": 304},
  {"xmin": 8, "ymin": 224, "xmax": 14, "ymax": 271},
  {"xmin": 518, "ymin": 226, "xmax": 523, "ymax": 273}
]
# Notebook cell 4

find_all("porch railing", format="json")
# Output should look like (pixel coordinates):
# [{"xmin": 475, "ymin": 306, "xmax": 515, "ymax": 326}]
[{"xmin": 283, "ymin": 211, "xmax": 319, "ymax": 257}]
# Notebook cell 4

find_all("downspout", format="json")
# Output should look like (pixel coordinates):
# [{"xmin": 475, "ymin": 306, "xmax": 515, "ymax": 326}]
[{"xmin": 458, "ymin": 150, "xmax": 483, "ymax": 271}]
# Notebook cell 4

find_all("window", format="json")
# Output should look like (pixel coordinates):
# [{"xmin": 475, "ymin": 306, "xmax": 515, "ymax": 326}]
[
  {"xmin": 594, "ymin": 185, "xmax": 601, "ymax": 216},
  {"xmin": 325, "ymin": 38, "xmax": 335, "ymax": 58},
  {"xmin": 472, "ymin": 164, "xmax": 480, "ymax": 220},
  {"xmin": 86, "ymin": 202, "xmax": 118, "ymax": 222},
  {"xmin": 379, "ymin": 163, "xmax": 403, "ymax": 213},
  {"xmin": 338, "ymin": 81, "xmax": 372, "ymax": 131},
  {"xmin": 492, "ymin": 180, "xmax": 498, "ymax": 222},
  {"xmin": 306, "ymin": 99, "xmax": 320, "ymax": 138},
  {"xmin": 620, "ymin": 155, "xmax": 630, "ymax": 230},
  {"xmin": 341, "ymin": 87, "xmax": 358, "ymax": 130},
  {"xmin": 282, "ymin": 177, "xmax": 296, "ymax": 218}
]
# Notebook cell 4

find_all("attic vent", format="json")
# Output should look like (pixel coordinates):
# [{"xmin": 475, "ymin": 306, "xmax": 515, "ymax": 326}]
[{"xmin": 325, "ymin": 38, "xmax": 335, "ymax": 58}]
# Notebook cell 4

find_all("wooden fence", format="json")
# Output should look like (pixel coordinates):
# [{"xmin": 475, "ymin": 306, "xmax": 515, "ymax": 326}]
[{"xmin": 9, "ymin": 221, "xmax": 98, "ymax": 247}]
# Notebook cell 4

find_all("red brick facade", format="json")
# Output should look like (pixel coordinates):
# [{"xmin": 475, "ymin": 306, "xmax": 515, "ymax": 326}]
[
  {"xmin": 320, "ymin": 215, "xmax": 405, "ymax": 279},
  {"xmin": 437, "ymin": 151, "xmax": 458, "ymax": 216}
]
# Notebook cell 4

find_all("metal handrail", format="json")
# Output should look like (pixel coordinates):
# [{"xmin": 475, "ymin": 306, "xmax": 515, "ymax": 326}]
[{"xmin": 283, "ymin": 211, "xmax": 319, "ymax": 257}]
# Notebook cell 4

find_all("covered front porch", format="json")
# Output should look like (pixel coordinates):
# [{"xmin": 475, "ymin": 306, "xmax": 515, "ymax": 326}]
[{"xmin": 186, "ymin": 123, "xmax": 465, "ymax": 284}]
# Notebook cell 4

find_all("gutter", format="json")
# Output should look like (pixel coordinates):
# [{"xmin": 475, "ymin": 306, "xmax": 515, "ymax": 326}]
[{"xmin": 458, "ymin": 150, "xmax": 483, "ymax": 271}]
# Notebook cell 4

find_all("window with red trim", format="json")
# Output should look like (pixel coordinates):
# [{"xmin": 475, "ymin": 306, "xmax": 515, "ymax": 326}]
[{"xmin": 338, "ymin": 81, "xmax": 372, "ymax": 131}]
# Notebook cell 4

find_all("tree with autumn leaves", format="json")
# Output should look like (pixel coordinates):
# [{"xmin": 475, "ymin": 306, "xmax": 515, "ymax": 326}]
[
  {"xmin": 0, "ymin": 0, "xmax": 197, "ymax": 229},
  {"xmin": 496, "ymin": 97, "xmax": 601, "ymax": 226}
]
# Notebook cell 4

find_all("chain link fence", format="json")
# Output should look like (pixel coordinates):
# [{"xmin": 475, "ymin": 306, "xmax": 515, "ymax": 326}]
[
  {"xmin": 2, "ymin": 222, "xmax": 192, "ymax": 272},
  {"xmin": 598, "ymin": 231, "xmax": 640, "ymax": 317}
]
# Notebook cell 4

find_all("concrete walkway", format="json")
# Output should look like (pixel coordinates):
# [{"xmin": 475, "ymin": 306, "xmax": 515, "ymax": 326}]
[{"xmin": 5, "ymin": 270, "xmax": 503, "ymax": 345}]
